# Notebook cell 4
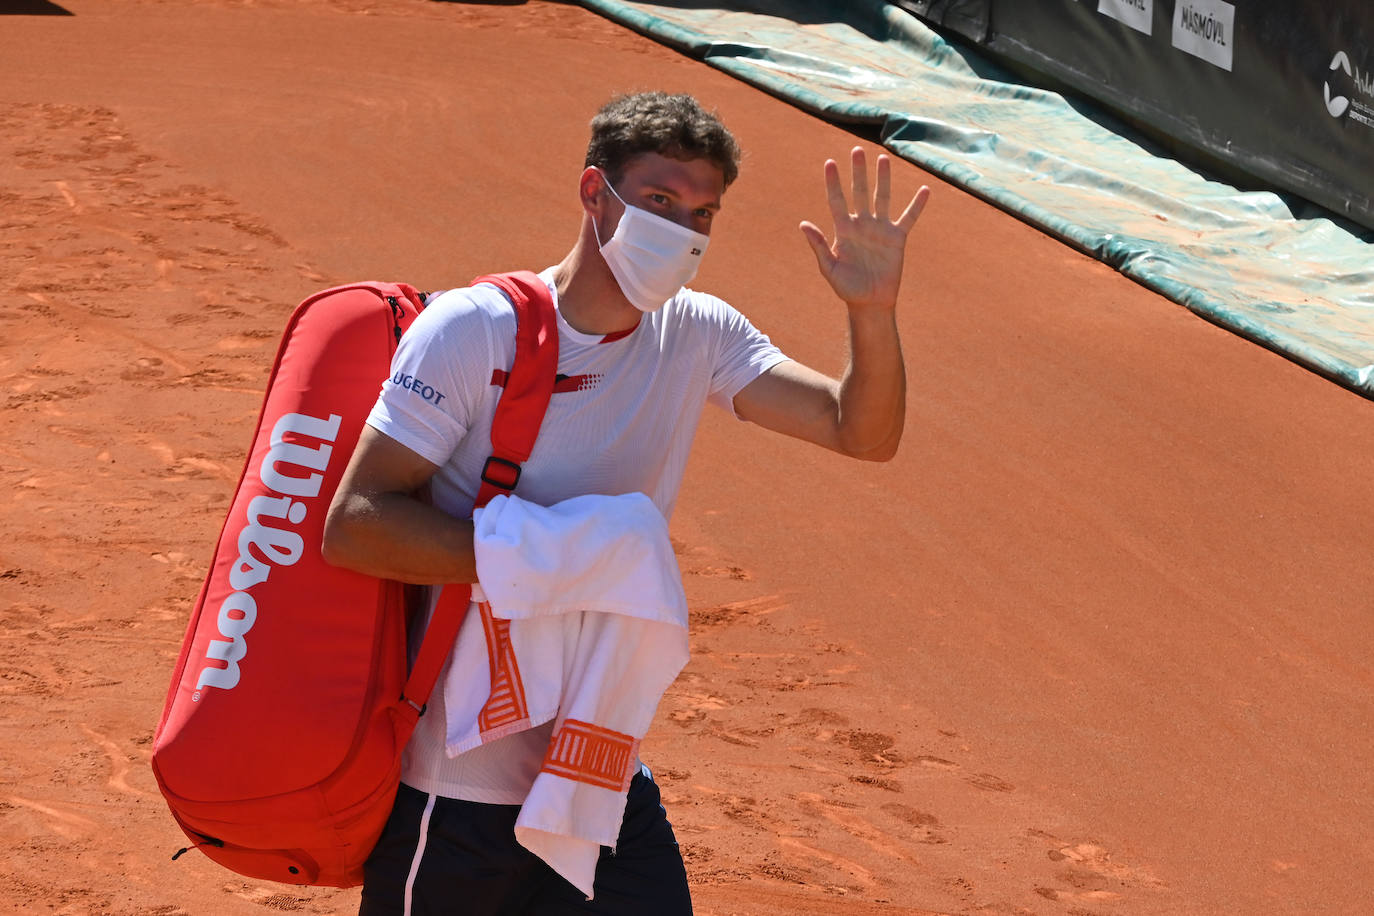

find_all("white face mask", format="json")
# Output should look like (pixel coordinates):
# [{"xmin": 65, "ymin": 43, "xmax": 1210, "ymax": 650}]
[{"xmin": 592, "ymin": 170, "xmax": 711, "ymax": 312}]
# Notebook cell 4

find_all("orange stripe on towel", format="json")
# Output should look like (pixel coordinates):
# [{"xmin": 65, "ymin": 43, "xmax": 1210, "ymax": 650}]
[
  {"xmin": 477, "ymin": 602, "xmax": 528, "ymax": 732},
  {"xmin": 541, "ymin": 719, "xmax": 639, "ymax": 791}
]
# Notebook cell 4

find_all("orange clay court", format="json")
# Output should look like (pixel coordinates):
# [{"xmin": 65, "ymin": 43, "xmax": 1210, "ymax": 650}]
[{"xmin": 2, "ymin": 2, "xmax": 1372, "ymax": 914}]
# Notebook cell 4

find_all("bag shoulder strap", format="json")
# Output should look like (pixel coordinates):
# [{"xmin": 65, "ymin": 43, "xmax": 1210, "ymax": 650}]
[
  {"xmin": 396, "ymin": 270, "xmax": 559, "ymax": 728},
  {"xmin": 467, "ymin": 272, "xmax": 559, "ymax": 508}
]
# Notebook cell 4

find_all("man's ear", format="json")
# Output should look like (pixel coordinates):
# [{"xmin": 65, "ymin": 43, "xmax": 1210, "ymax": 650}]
[{"xmin": 578, "ymin": 167, "xmax": 608, "ymax": 214}]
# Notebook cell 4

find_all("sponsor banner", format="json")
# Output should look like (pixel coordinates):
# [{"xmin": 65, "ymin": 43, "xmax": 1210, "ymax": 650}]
[
  {"xmin": 1098, "ymin": 0, "xmax": 1153, "ymax": 36},
  {"xmin": 903, "ymin": 0, "xmax": 1374, "ymax": 230},
  {"xmin": 1325, "ymin": 49, "xmax": 1374, "ymax": 128},
  {"xmin": 1172, "ymin": 0, "xmax": 1234, "ymax": 71}
]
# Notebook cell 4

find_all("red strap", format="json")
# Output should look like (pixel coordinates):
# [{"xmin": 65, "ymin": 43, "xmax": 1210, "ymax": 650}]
[
  {"xmin": 469, "ymin": 272, "xmax": 559, "ymax": 508},
  {"xmin": 397, "ymin": 271, "xmax": 558, "ymax": 729}
]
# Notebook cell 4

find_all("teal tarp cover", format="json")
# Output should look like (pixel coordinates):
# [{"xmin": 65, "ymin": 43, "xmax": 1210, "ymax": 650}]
[{"xmin": 577, "ymin": 0, "xmax": 1374, "ymax": 397}]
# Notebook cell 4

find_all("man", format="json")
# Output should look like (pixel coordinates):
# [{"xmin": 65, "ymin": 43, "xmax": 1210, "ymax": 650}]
[{"xmin": 323, "ymin": 91, "xmax": 929, "ymax": 915}]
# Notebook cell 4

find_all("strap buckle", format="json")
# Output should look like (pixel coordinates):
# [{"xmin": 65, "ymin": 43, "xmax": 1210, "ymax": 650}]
[{"xmin": 480, "ymin": 456, "xmax": 522, "ymax": 492}]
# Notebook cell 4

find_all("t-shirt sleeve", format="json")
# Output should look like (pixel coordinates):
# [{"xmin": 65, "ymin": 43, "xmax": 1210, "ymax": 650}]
[
  {"xmin": 366, "ymin": 289, "xmax": 495, "ymax": 466},
  {"xmin": 701, "ymin": 295, "xmax": 789, "ymax": 415}
]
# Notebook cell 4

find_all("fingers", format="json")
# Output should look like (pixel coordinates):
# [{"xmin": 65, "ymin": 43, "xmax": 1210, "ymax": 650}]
[
  {"xmin": 823, "ymin": 158, "xmax": 848, "ymax": 226},
  {"xmin": 821, "ymin": 147, "xmax": 930, "ymax": 233},
  {"xmin": 895, "ymin": 184, "xmax": 932, "ymax": 233},
  {"xmin": 849, "ymin": 146, "xmax": 869, "ymax": 217},
  {"xmin": 874, "ymin": 153, "xmax": 891, "ymax": 222}
]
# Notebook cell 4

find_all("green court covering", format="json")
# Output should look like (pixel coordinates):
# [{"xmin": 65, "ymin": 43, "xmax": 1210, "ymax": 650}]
[{"xmin": 579, "ymin": 0, "xmax": 1374, "ymax": 397}]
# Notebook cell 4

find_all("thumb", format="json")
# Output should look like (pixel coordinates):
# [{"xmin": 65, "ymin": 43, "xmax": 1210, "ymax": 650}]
[{"xmin": 799, "ymin": 221, "xmax": 835, "ymax": 274}]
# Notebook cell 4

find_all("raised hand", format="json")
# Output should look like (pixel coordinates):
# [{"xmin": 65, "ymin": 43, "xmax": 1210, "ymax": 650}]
[{"xmin": 799, "ymin": 147, "xmax": 930, "ymax": 312}]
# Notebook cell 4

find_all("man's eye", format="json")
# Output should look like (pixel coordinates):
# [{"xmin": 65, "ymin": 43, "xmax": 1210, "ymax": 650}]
[{"xmin": 648, "ymin": 193, "xmax": 669, "ymax": 205}]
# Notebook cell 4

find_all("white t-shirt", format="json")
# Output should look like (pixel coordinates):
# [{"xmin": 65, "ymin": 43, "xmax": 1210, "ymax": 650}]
[{"xmin": 366, "ymin": 269, "xmax": 787, "ymax": 802}]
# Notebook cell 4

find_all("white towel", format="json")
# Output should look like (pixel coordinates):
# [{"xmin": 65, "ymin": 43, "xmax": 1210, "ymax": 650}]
[{"xmin": 443, "ymin": 491, "xmax": 690, "ymax": 899}]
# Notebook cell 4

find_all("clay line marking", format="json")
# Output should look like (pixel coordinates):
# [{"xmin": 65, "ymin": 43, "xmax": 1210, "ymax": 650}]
[
  {"xmin": 6, "ymin": 795, "xmax": 98, "ymax": 839},
  {"xmin": 24, "ymin": 292, "xmax": 192, "ymax": 375},
  {"xmin": 79, "ymin": 724, "xmax": 147, "ymax": 796},
  {"xmin": 795, "ymin": 792, "xmax": 925, "ymax": 868},
  {"xmin": 776, "ymin": 834, "xmax": 877, "ymax": 888}
]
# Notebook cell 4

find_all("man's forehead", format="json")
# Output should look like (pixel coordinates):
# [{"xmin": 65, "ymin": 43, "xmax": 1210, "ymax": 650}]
[{"xmin": 622, "ymin": 152, "xmax": 726, "ymax": 197}]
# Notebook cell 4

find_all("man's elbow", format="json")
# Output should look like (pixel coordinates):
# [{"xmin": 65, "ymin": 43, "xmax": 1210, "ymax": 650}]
[
  {"xmin": 847, "ymin": 440, "xmax": 901, "ymax": 463},
  {"xmin": 838, "ymin": 423, "xmax": 904, "ymax": 462},
  {"xmin": 320, "ymin": 497, "xmax": 366, "ymax": 570}
]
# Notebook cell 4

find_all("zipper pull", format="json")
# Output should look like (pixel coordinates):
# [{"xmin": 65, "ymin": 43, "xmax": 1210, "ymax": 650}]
[{"xmin": 171, "ymin": 836, "xmax": 224, "ymax": 860}]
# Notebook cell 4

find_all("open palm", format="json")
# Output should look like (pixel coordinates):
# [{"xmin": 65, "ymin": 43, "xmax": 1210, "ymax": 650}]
[{"xmin": 800, "ymin": 147, "xmax": 930, "ymax": 311}]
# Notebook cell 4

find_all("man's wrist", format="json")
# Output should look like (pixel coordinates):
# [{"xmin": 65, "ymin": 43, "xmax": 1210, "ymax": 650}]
[{"xmin": 846, "ymin": 304, "xmax": 900, "ymax": 333}]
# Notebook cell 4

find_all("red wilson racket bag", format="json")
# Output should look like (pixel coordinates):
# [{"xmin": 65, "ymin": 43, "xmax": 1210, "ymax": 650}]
[{"xmin": 152, "ymin": 273, "xmax": 557, "ymax": 887}]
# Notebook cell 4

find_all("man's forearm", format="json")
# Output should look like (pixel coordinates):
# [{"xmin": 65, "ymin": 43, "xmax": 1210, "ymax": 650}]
[
  {"xmin": 322, "ymin": 490, "xmax": 478, "ymax": 585},
  {"xmin": 837, "ymin": 307, "xmax": 906, "ymax": 461}
]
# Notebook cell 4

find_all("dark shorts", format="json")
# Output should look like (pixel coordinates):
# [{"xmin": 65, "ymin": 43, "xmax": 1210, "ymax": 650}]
[{"xmin": 359, "ymin": 770, "xmax": 692, "ymax": 916}]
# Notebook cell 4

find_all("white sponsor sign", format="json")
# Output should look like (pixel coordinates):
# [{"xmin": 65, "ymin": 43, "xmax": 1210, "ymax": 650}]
[
  {"xmin": 1172, "ymin": 0, "xmax": 1235, "ymax": 72},
  {"xmin": 1098, "ymin": 0, "xmax": 1152, "ymax": 35},
  {"xmin": 1323, "ymin": 49, "xmax": 1374, "ymax": 129}
]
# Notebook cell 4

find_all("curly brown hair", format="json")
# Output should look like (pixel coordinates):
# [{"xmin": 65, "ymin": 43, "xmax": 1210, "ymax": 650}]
[{"xmin": 584, "ymin": 92, "xmax": 741, "ymax": 188}]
